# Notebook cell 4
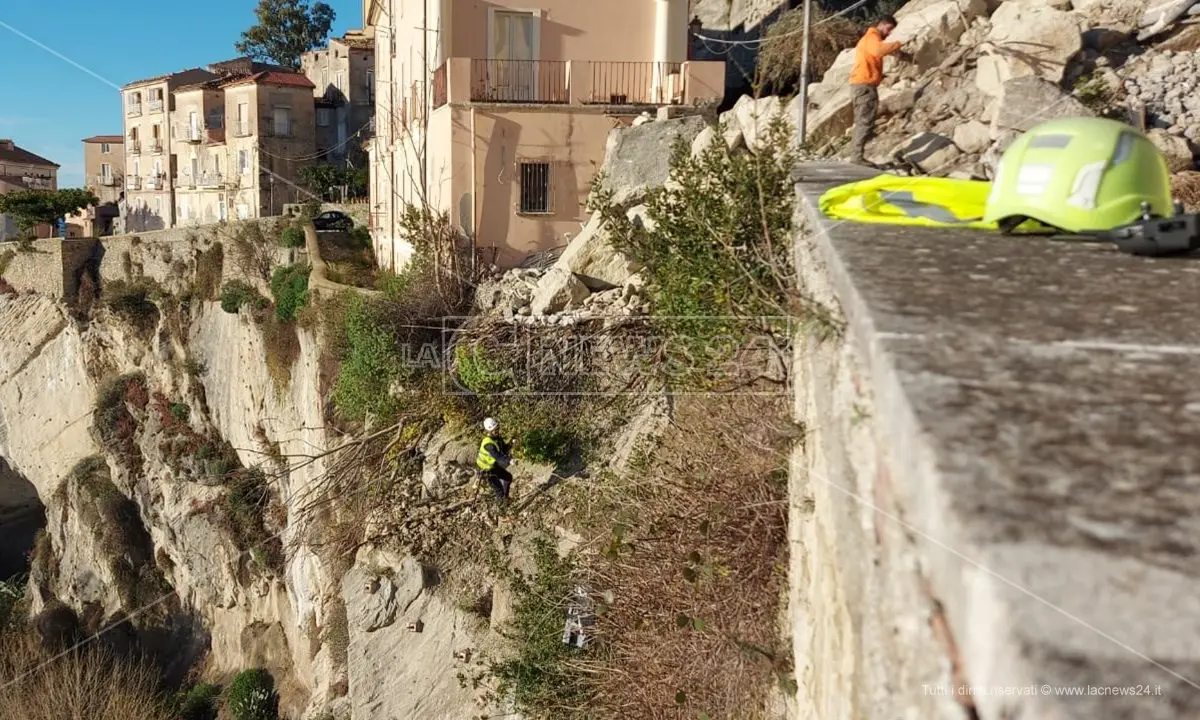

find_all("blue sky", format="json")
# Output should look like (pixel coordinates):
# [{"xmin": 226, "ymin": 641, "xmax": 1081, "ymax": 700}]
[{"xmin": 0, "ymin": 0, "xmax": 361, "ymax": 188}]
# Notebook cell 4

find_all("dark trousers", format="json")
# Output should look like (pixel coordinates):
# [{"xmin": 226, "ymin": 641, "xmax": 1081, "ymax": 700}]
[
  {"xmin": 850, "ymin": 84, "xmax": 879, "ymax": 160},
  {"xmin": 483, "ymin": 466, "xmax": 513, "ymax": 500}
]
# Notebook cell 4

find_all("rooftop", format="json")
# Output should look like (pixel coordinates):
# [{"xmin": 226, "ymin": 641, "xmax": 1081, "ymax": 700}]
[
  {"xmin": 82, "ymin": 135, "xmax": 124, "ymax": 144},
  {"xmin": 122, "ymin": 67, "xmax": 220, "ymax": 90},
  {"xmin": 0, "ymin": 140, "xmax": 59, "ymax": 168},
  {"xmin": 221, "ymin": 71, "xmax": 316, "ymax": 90},
  {"xmin": 337, "ymin": 33, "xmax": 375, "ymax": 50}
]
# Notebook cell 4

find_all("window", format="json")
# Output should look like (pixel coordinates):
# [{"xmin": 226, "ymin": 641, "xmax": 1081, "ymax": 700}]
[
  {"xmin": 237, "ymin": 102, "xmax": 249, "ymax": 135},
  {"xmin": 133, "ymin": 160, "xmax": 140, "ymax": 176},
  {"xmin": 272, "ymin": 106, "xmax": 291, "ymax": 137},
  {"xmin": 317, "ymin": 108, "xmax": 331, "ymax": 127},
  {"xmin": 238, "ymin": 150, "xmax": 249, "ymax": 175},
  {"xmin": 101, "ymin": 143, "xmax": 111, "ymax": 153},
  {"xmin": 367, "ymin": 70, "xmax": 374, "ymax": 90},
  {"xmin": 100, "ymin": 163, "xmax": 111, "ymax": 181},
  {"xmin": 154, "ymin": 197, "xmax": 161, "ymax": 216},
  {"xmin": 336, "ymin": 72, "xmax": 344, "ymax": 91},
  {"xmin": 518, "ymin": 161, "xmax": 551, "ymax": 214}
]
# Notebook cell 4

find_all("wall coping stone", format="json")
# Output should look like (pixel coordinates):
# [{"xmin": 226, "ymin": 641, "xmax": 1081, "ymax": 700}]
[{"xmin": 793, "ymin": 162, "xmax": 1200, "ymax": 717}]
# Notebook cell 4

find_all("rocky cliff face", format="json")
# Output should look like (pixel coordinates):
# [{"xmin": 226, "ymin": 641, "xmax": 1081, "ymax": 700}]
[{"xmin": 0, "ymin": 268, "xmax": 495, "ymax": 717}]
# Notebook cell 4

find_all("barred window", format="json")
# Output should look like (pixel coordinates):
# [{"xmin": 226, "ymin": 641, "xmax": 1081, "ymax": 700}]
[{"xmin": 518, "ymin": 161, "xmax": 551, "ymax": 214}]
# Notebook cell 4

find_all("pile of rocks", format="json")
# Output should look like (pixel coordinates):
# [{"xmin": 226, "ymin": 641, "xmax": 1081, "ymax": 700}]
[{"xmin": 1121, "ymin": 49, "xmax": 1200, "ymax": 139}]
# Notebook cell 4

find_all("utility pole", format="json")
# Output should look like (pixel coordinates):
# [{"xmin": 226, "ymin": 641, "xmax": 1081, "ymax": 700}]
[{"xmin": 797, "ymin": 0, "xmax": 813, "ymax": 147}]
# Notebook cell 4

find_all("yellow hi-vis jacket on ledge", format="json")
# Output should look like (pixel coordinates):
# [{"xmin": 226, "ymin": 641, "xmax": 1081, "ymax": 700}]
[{"xmin": 817, "ymin": 174, "xmax": 1052, "ymax": 232}]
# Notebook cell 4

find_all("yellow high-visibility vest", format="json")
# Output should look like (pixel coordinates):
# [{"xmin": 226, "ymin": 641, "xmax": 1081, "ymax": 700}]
[
  {"xmin": 477, "ymin": 436, "xmax": 499, "ymax": 471},
  {"xmin": 818, "ymin": 174, "xmax": 1051, "ymax": 232}
]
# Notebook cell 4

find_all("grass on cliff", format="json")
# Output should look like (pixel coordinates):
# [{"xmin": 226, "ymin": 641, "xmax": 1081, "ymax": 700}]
[
  {"xmin": 0, "ymin": 632, "xmax": 176, "ymax": 720},
  {"xmin": 755, "ymin": 3, "xmax": 859, "ymax": 94}
]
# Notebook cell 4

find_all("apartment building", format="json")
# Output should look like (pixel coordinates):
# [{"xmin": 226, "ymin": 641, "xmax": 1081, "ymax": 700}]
[
  {"xmin": 69, "ymin": 135, "xmax": 125, "ymax": 236},
  {"xmin": 0, "ymin": 138, "xmax": 59, "ymax": 240},
  {"xmin": 122, "ymin": 68, "xmax": 221, "ymax": 231},
  {"xmin": 301, "ymin": 31, "xmax": 376, "ymax": 164},
  {"xmin": 363, "ymin": 0, "xmax": 724, "ymax": 270},
  {"xmin": 121, "ymin": 59, "xmax": 317, "ymax": 230},
  {"xmin": 173, "ymin": 71, "xmax": 318, "ymax": 225}
]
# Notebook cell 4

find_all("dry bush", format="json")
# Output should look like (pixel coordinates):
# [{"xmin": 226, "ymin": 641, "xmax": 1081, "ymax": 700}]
[
  {"xmin": 258, "ymin": 311, "xmax": 301, "ymax": 390},
  {"xmin": 1172, "ymin": 171, "xmax": 1200, "ymax": 211},
  {"xmin": 757, "ymin": 4, "xmax": 860, "ymax": 93},
  {"xmin": 0, "ymin": 631, "xmax": 175, "ymax": 720},
  {"xmin": 577, "ymin": 392, "xmax": 794, "ymax": 720}
]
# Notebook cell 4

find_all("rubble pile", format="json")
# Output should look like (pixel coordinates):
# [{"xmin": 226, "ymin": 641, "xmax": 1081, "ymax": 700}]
[
  {"xmin": 1121, "ymin": 49, "xmax": 1200, "ymax": 138},
  {"xmin": 800, "ymin": 0, "xmax": 1200, "ymax": 178}
]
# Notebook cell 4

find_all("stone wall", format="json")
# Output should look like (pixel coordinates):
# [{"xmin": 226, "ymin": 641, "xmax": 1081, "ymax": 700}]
[
  {"xmin": 0, "ymin": 217, "xmax": 292, "ymax": 301},
  {"xmin": 788, "ymin": 163, "xmax": 1200, "ymax": 719},
  {"xmin": 0, "ymin": 238, "xmax": 98, "ymax": 299}
]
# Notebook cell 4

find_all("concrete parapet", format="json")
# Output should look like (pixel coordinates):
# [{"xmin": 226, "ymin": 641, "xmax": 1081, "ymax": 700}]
[{"xmin": 788, "ymin": 162, "xmax": 1200, "ymax": 719}]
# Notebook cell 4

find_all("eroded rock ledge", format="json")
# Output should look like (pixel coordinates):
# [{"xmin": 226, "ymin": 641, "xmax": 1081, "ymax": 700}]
[{"xmin": 788, "ymin": 163, "xmax": 1200, "ymax": 720}]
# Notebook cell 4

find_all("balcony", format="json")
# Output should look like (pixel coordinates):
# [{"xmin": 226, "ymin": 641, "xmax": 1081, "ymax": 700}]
[
  {"xmin": 128, "ymin": 140, "xmax": 141, "ymax": 155},
  {"xmin": 176, "ymin": 174, "xmax": 195, "ymax": 188},
  {"xmin": 199, "ymin": 171, "xmax": 224, "ymax": 188},
  {"xmin": 126, "ymin": 103, "xmax": 142, "ymax": 117},
  {"xmin": 149, "ymin": 98, "xmax": 164, "ymax": 113},
  {"xmin": 147, "ymin": 138, "xmax": 163, "ymax": 154},
  {"xmin": 146, "ymin": 175, "xmax": 164, "ymax": 190},
  {"xmin": 430, "ymin": 58, "xmax": 725, "ymax": 109},
  {"xmin": 470, "ymin": 59, "xmax": 568, "ymax": 104},
  {"xmin": 585, "ymin": 61, "xmax": 682, "ymax": 105},
  {"xmin": 231, "ymin": 121, "xmax": 252, "ymax": 138},
  {"xmin": 127, "ymin": 176, "xmax": 142, "ymax": 190},
  {"xmin": 96, "ymin": 174, "xmax": 117, "ymax": 187}
]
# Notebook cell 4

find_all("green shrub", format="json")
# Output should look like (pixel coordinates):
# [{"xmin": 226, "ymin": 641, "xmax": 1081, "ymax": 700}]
[
  {"xmin": 454, "ymin": 342, "xmax": 514, "ymax": 394},
  {"xmin": 269, "ymin": 263, "xmax": 310, "ymax": 322},
  {"xmin": 221, "ymin": 469, "xmax": 282, "ymax": 572},
  {"xmin": 177, "ymin": 681, "xmax": 220, "ymax": 720},
  {"xmin": 0, "ymin": 575, "xmax": 25, "ymax": 631},
  {"xmin": 519, "ymin": 427, "xmax": 575, "ymax": 465},
  {"xmin": 331, "ymin": 293, "xmax": 405, "ymax": 422},
  {"xmin": 489, "ymin": 535, "xmax": 590, "ymax": 716},
  {"xmin": 589, "ymin": 115, "xmax": 811, "ymax": 385},
  {"xmin": 347, "ymin": 225, "xmax": 372, "ymax": 249},
  {"xmin": 498, "ymin": 399, "xmax": 581, "ymax": 467},
  {"xmin": 101, "ymin": 278, "xmax": 161, "ymax": 333},
  {"xmin": 220, "ymin": 280, "xmax": 267, "ymax": 314},
  {"xmin": 226, "ymin": 668, "xmax": 278, "ymax": 720},
  {"xmin": 280, "ymin": 226, "xmax": 306, "ymax": 248}
]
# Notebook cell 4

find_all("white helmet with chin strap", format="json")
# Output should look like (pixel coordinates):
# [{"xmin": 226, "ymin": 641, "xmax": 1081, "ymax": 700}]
[{"xmin": 483, "ymin": 417, "xmax": 499, "ymax": 432}]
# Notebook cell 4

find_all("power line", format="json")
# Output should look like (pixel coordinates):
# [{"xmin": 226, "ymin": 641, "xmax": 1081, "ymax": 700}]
[{"xmin": 692, "ymin": 0, "xmax": 873, "ymax": 49}]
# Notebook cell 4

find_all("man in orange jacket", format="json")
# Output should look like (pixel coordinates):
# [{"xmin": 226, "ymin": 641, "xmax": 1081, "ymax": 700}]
[{"xmin": 848, "ymin": 14, "xmax": 905, "ymax": 165}]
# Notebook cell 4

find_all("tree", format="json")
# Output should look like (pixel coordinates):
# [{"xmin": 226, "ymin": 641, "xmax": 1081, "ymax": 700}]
[
  {"xmin": 0, "ymin": 188, "xmax": 98, "ymax": 233},
  {"xmin": 235, "ymin": 0, "xmax": 336, "ymax": 69}
]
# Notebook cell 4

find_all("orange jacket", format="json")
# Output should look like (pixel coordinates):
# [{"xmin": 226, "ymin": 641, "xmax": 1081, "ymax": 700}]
[{"xmin": 849, "ymin": 27, "xmax": 901, "ymax": 86}]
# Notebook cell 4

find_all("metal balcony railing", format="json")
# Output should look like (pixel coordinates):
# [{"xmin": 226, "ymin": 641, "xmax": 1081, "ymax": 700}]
[
  {"xmin": 127, "ymin": 176, "xmax": 142, "ymax": 190},
  {"xmin": 231, "ymin": 121, "xmax": 252, "ymax": 138},
  {"xmin": 95, "ymin": 174, "xmax": 117, "ymax": 186},
  {"xmin": 470, "ymin": 59, "xmax": 568, "ymax": 104},
  {"xmin": 146, "ymin": 175, "xmax": 163, "ymax": 190},
  {"xmin": 432, "ymin": 62, "xmax": 447, "ymax": 109},
  {"xmin": 126, "ymin": 103, "xmax": 143, "ymax": 117},
  {"xmin": 176, "ymin": 175, "xmax": 195, "ymax": 188},
  {"xmin": 148, "ymin": 98, "xmax": 164, "ymax": 113},
  {"xmin": 128, "ymin": 140, "xmax": 141, "ymax": 155},
  {"xmin": 199, "ymin": 172, "xmax": 224, "ymax": 187},
  {"xmin": 147, "ymin": 138, "xmax": 163, "ymax": 153},
  {"xmin": 585, "ymin": 61, "xmax": 683, "ymax": 105}
]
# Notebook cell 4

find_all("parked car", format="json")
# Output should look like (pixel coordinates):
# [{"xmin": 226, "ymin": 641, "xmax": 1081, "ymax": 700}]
[{"xmin": 312, "ymin": 210, "xmax": 353, "ymax": 232}]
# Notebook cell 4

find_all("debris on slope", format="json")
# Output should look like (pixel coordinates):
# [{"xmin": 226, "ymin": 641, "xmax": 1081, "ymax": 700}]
[{"xmin": 798, "ymin": 0, "xmax": 1200, "ymax": 179}]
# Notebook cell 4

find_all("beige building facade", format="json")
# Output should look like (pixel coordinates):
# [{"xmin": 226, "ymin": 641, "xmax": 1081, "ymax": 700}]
[
  {"xmin": 68, "ymin": 135, "xmax": 125, "ymax": 236},
  {"xmin": 173, "ymin": 72, "xmax": 319, "ymax": 225},
  {"xmin": 364, "ymin": 0, "xmax": 724, "ymax": 270},
  {"xmin": 121, "ymin": 61, "xmax": 318, "ymax": 230},
  {"xmin": 301, "ymin": 32, "xmax": 375, "ymax": 164},
  {"xmin": 0, "ymin": 139, "xmax": 59, "ymax": 240}
]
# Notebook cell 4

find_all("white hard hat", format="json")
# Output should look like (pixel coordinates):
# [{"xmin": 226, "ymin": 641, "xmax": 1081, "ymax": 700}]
[{"xmin": 483, "ymin": 417, "xmax": 499, "ymax": 432}]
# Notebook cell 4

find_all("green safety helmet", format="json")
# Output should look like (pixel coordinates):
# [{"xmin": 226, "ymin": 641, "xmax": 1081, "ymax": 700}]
[{"xmin": 983, "ymin": 117, "xmax": 1174, "ymax": 234}]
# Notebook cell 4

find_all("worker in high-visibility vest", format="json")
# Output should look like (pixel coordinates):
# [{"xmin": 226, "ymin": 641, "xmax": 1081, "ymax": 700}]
[{"xmin": 476, "ymin": 417, "xmax": 514, "ymax": 501}]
